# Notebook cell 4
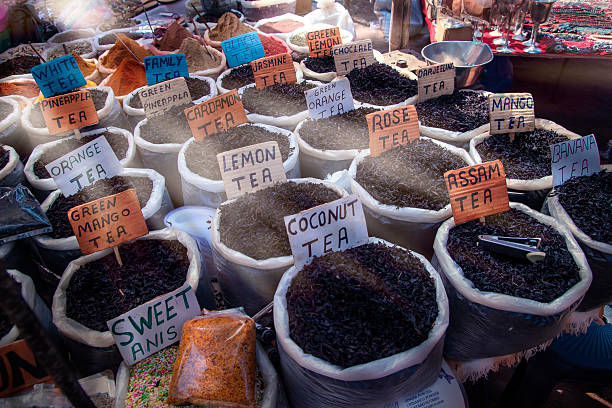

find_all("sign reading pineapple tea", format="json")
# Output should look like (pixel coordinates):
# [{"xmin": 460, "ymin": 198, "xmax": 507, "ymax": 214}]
[
  {"xmin": 68, "ymin": 188, "xmax": 149, "ymax": 254},
  {"xmin": 221, "ymin": 31, "xmax": 265, "ymax": 68},
  {"xmin": 332, "ymin": 39, "xmax": 375, "ymax": 75},
  {"xmin": 40, "ymin": 90, "xmax": 99, "ymax": 135},
  {"xmin": 107, "ymin": 283, "xmax": 200, "ymax": 365},
  {"xmin": 284, "ymin": 194, "xmax": 368, "ymax": 268},
  {"xmin": 45, "ymin": 135, "xmax": 123, "ymax": 197},
  {"xmin": 30, "ymin": 54, "xmax": 86, "ymax": 97},
  {"xmin": 551, "ymin": 134, "xmax": 600, "ymax": 187},
  {"xmin": 139, "ymin": 77, "xmax": 192, "ymax": 118},
  {"xmin": 0, "ymin": 339, "xmax": 51, "ymax": 397},
  {"xmin": 488, "ymin": 93, "xmax": 535, "ymax": 134},
  {"xmin": 305, "ymin": 78, "xmax": 354, "ymax": 120},
  {"xmin": 444, "ymin": 160, "xmax": 510, "ymax": 225},
  {"xmin": 306, "ymin": 27, "xmax": 342, "ymax": 58},
  {"xmin": 366, "ymin": 105, "xmax": 419, "ymax": 157},
  {"xmin": 416, "ymin": 63, "xmax": 455, "ymax": 102},
  {"xmin": 184, "ymin": 89, "xmax": 248, "ymax": 141},
  {"xmin": 144, "ymin": 54, "xmax": 189, "ymax": 85},
  {"xmin": 250, "ymin": 53, "xmax": 297, "ymax": 89},
  {"xmin": 217, "ymin": 141, "xmax": 286, "ymax": 199}
]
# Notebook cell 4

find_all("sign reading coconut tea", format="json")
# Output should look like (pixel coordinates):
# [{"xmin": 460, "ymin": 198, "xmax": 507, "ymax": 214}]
[
  {"xmin": 45, "ymin": 135, "xmax": 123, "ymax": 197},
  {"xmin": 217, "ymin": 141, "xmax": 286, "ymax": 199},
  {"xmin": 139, "ymin": 77, "xmax": 192, "ymax": 118},
  {"xmin": 144, "ymin": 54, "xmax": 189, "ymax": 86},
  {"xmin": 40, "ymin": 90, "xmax": 99, "ymax": 135},
  {"xmin": 68, "ymin": 188, "xmax": 149, "ymax": 254},
  {"xmin": 305, "ymin": 78, "xmax": 354, "ymax": 120},
  {"xmin": 306, "ymin": 27, "xmax": 342, "ymax": 58},
  {"xmin": 444, "ymin": 160, "xmax": 510, "ymax": 225},
  {"xmin": 416, "ymin": 63, "xmax": 455, "ymax": 102},
  {"xmin": 551, "ymin": 134, "xmax": 600, "ymax": 187},
  {"xmin": 284, "ymin": 194, "xmax": 368, "ymax": 267},
  {"xmin": 184, "ymin": 89, "xmax": 248, "ymax": 141},
  {"xmin": 366, "ymin": 105, "xmax": 419, "ymax": 157},
  {"xmin": 107, "ymin": 283, "xmax": 200, "ymax": 365},
  {"xmin": 0, "ymin": 339, "xmax": 51, "ymax": 397},
  {"xmin": 30, "ymin": 54, "xmax": 86, "ymax": 97},
  {"xmin": 332, "ymin": 39, "xmax": 375, "ymax": 75},
  {"xmin": 488, "ymin": 93, "xmax": 535, "ymax": 134},
  {"xmin": 221, "ymin": 31, "xmax": 265, "ymax": 68},
  {"xmin": 250, "ymin": 53, "xmax": 297, "ymax": 89}
]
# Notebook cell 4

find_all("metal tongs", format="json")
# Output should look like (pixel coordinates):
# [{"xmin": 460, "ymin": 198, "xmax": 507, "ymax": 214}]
[{"xmin": 478, "ymin": 235, "xmax": 546, "ymax": 264}]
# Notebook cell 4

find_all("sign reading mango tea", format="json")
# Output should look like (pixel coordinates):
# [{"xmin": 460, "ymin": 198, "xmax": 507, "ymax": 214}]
[
  {"xmin": 488, "ymin": 93, "xmax": 535, "ymax": 134},
  {"xmin": 144, "ymin": 54, "xmax": 189, "ymax": 85},
  {"xmin": 416, "ymin": 63, "xmax": 455, "ymax": 102},
  {"xmin": 250, "ymin": 53, "xmax": 296, "ymax": 89},
  {"xmin": 184, "ymin": 89, "xmax": 248, "ymax": 140},
  {"xmin": 107, "ymin": 283, "xmax": 199, "ymax": 365},
  {"xmin": 139, "ymin": 77, "xmax": 192, "ymax": 118},
  {"xmin": 68, "ymin": 188, "xmax": 149, "ymax": 254},
  {"xmin": 30, "ymin": 54, "xmax": 86, "ymax": 97},
  {"xmin": 306, "ymin": 27, "xmax": 342, "ymax": 58},
  {"xmin": 284, "ymin": 194, "xmax": 368, "ymax": 267},
  {"xmin": 444, "ymin": 160, "xmax": 510, "ymax": 225},
  {"xmin": 0, "ymin": 339, "xmax": 51, "ymax": 397},
  {"xmin": 366, "ymin": 105, "xmax": 419, "ymax": 157},
  {"xmin": 45, "ymin": 135, "xmax": 123, "ymax": 197},
  {"xmin": 217, "ymin": 141, "xmax": 286, "ymax": 199},
  {"xmin": 551, "ymin": 134, "xmax": 600, "ymax": 187},
  {"xmin": 40, "ymin": 90, "xmax": 99, "ymax": 135},
  {"xmin": 305, "ymin": 78, "xmax": 354, "ymax": 120},
  {"xmin": 221, "ymin": 32, "xmax": 265, "ymax": 68},
  {"xmin": 332, "ymin": 39, "xmax": 375, "ymax": 75}
]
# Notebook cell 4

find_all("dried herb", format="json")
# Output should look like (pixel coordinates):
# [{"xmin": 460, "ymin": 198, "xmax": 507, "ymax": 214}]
[
  {"xmin": 0, "ymin": 100, "xmax": 12, "ymax": 121},
  {"xmin": 303, "ymin": 56, "xmax": 336, "ymax": 73},
  {"xmin": 0, "ymin": 56, "xmax": 42, "ymax": 78},
  {"xmin": 242, "ymin": 82, "xmax": 315, "ymax": 117},
  {"xmin": 140, "ymin": 103, "xmax": 194, "ymax": 144},
  {"xmin": 99, "ymin": 31, "xmax": 143, "ymax": 45},
  {"xmin": 346, "ymin": 63, "xmax": 417, "ymax": 106},
  {"xmin": 129, "ymin": 78, "xmax": 210, "ymax": 109},
  {"xmin": 47, "ymin": 41, "xmax": 94, "ymax": 60},
  {"xmin": 0, "ymin": 146, "xmax": 9, "ymax": 170},
  {"xmin": 415, "ymin": 91, "xmax": 489, "ymax": 132},
  {"xmin": 221, "ymin": 65, "xmax": 254, "ymax": 90},
  {"xmin": 299, "ymin": 107, "xmax": 378, "ymax": 150},
  {"xmin": 51, "ymin": 31, "xmax": 93, "ymax": 43}
]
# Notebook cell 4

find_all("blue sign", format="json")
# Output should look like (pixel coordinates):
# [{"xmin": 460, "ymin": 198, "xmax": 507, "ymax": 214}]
[
  {"xmin": 221, "ymin": 32, "xmax": 265, "ymax": 68},
  {"xmin": 144, "ymin": 54, "xmax": 189, "ymax": 86},
  {"xmin": 30, "ymin": 55, "xmax": 86, "ymax": 98}
]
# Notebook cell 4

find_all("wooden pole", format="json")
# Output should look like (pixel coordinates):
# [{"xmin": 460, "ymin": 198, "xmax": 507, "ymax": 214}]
[{"xmin": 389, "ymin": 0, "xmax": 412, "ymax": 51}]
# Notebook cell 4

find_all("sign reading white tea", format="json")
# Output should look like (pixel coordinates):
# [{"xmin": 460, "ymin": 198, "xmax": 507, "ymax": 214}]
[
  {"xmin": 304, "ymin": 78, "xmax": 355, "ymax": 120},
  {"xmin": 139, "ymin": 77, "xmax": 192, "ymax": 118},
  {"xmin": 488, "ymin": 93, "xmax": 535, "ymax": 134},
  {"xmin": 551, "ymin": 134, "xmax": 600, "ymax": 187},
  {"xmin": 416, "ymin": 62, "xmax": 455, "ymax": 102}
]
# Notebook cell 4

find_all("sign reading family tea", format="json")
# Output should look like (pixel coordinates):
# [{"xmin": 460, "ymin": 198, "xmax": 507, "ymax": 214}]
[
  {"xmin": 144, "ymin": 54, "xmax": 189, "ymax": 85},
  {"xmin": 139, "ymin": 77, "xmax": 192, "ymax": 118},
  {"xmin": 551, "ymin": 134, "xmax": 600, "ymax": 187},
  {"xmin": 184, "ymin": 89, "xmax": 248, "ymax": 140},
  {"xmin": 488, "ymin": 93, "xmax": 535, "ymax": 134},
  {"xmin": 221, "ymin": 31, "xmax": 265, "ymax": 68},
  {"xmin": 366, "ymin": 105, "xmax": 419, "ymax": 157},
  {"xmin": 0, "ymin": 339, "xmax": 51, "ymax": 397},
  {"xmin": 332, "ymin": 39, "xmax": 375, "ymax": 75},
  {"xmin": 416, "ymin": 62, "xmax": 455, "ymax": 102},
  {"xmin": 250, "ymin": 53, "xmax": 296, "ymax": 89},
  {"xmin": 304, "ymin": 78, "xmax": 354, "ymax": 120},
  {"xmin": 307, "ymin": 27, "xmax": 342, "ymax": 58},
  {"xmin": 31, "ymin": 54, "xmax": 86, "ymax": 97},
  {"xmin": 40, "ymin": 90, "xmax": 99, "ymax": 135}
]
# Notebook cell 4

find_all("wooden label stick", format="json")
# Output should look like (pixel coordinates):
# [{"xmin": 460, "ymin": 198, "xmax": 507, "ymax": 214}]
[{"xmin": 488, "ymin": 93, "xmax": 535, "ymax": 135}]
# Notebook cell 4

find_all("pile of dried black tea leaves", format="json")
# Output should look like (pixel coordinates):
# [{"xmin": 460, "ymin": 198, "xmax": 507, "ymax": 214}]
[{"xmin": 299, "ymin": 107, "xmax": 378, "ymax": 150}]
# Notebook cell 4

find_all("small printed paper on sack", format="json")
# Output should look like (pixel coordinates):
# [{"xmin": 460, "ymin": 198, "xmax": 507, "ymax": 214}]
[
  {"xmin": 138, "ymin": 77, "xmax": 192, "ymax": 118},
  {"xmin": 184, "ymin": 89, "xmax": 248, "ymax": 141},
  {"xmin": 284, "ymin": 194, "xmax": 369, "ymax": 267},
  {"xmin": 304, "ymin": 78, "xmax": 354, "ymax": 120},
  {"xmin": 306, "ymin": 27, "xmax": 342, "ymax": 58},
  {"xmin": 30, "ymin": 54, "xmax": 86, "ymax": 97},
  {"xmin": 551, "ymin": 134, "xmax": 600, "ymax": 187},
  {"xmin": 332, "ymin": 39, "xmax": 376, "ymax": 76},
  {"xmin": 444, "ymin": 160, "xmax": 510, "ymax": 225},
  {"xmin": 250, "ymin": 53, "xmax": 297, "ymax": 89},
  {"xmin": 144, "ymin": 54, "xmax": 189, "ymax": 85},
  {"xmin": 366, "ymin": 105, "xmax": 419, "ymax": 157},
  {"xmin": 0, "ymin": 339, "xmax": 51, "ymax": 397},
  {"xmin": 416, "ymin": 63, "xmax": 455, "ymax": 102},
  {"xmin": 488, "ymin": 93, "xmax": 535, "ymax": 134},
  {"xmin": 40, "ymin": 90, "xmax": 99, "ymax": 135},
  {"xmin": 221, "ymin": 31, "xmax": 265, "ymax": 68}
]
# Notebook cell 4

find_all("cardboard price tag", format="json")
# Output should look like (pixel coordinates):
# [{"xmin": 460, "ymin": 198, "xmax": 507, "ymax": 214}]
[
  {"xmin": 217, "ymin": 141, "xmax": 287, "ymax": 199},
  {"xmin": 184, "ymin": 89, "xmax": 248, "ymax": 140},
  {"xmin": 251, "ymin": 53, "xmax": 297, "ymax": 89},
  {"xmin": 68, "ymin": 188, "xmax": 149, "ymax": 254},
  {"xmin": 305, "ymin": 78, "xmax": 355, "ymax": 120},
  {"xmin": 40, "ymin": 90, "xmax": 99, "ymax": 135},
  {"xmin": 444, "ymin": 160, "xmax": 510, "ymax": 225},
  {"xmin": 144, "ymin": 54, "xmax": 189, "ymax": 85},
  {"xmin": 366, "ymin": 105, "xmax": 419, "ymax": 157},
  {"xmin": 306, "ymin": 27, "xmax": 342, "ymax": 58},
  {"xmin": 107, "ymin": 283, "xmax": 200, "ymax": 365},
  {"xmin": 45, "ymin": 135, "xmax": 123, "ymax": 197},
  {"xmin": 284, "ymin": 194, "xmax": 368, "ymax": 268},
  {"xmin": 221, "ymin": 32, "xmax": 265, "ymax": 68},
  {"xmin": 332, "ymin": 39, "xmax": 375, "ymax": 75},
  {"xmin": 30, "ymin": 54, "xmax": 86, "ymax": 98},
  {"xmin": 551, "ymin": 134, "xmax": 600, "ymax": 187},
  {"xmin": 416, "ymin": 63, "xmax": 455, "ymax": 102},
  {"xmin": 0, "ymin": 339, "xmax": 51, "ymax": 397},
  {"xmin": 488, "ymin": 93, "xmax": 535, "ymax": 134},
  {"xmin": 139, "ymin": 77, "xmax": 192, "ymax": 118}
]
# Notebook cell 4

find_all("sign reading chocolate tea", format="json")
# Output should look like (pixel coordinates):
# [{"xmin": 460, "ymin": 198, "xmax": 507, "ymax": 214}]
[
  {"xmin": 551, "ymin": 134, "xmax": 600, "ymax": 187},
  {"xmin": 306, "ymin": 27, "xmax": 342, "ymax": 58},
  {"xmin": 40, "ymin": 90, "xmax": 99, "ymax": 135},
  {"xmin": 250, "ymin": 53, "xmax": 297, "ymax": 89},
  {"xmin": 488, "ymin": 93, "xmax": 535, "ymax": 134},
  {"xmin": 221, "ymin": 32, "xmax": 265, "ymax": 68},
  {"xmin": 184, "ymin": 89, "xmax": 248, "ymax": 140},
  {"xmin": 30, "ymin": 54, "xmax": 86, "ymax": 97},
  {"xmin": 304, "ymin": 78, "xmax": 354, "ymax": 120},
  {"xmin": 0, "ymin": 340, "xmax": 51, "ymax": 397},
  {"xmin": 332, "ymin": 39, "xmax": 375, "ymax": 75},
  {"xmin": 139, "ymin": 77, "xmax": 192, "ymax": 118},
  {"xmin": 144, "ymin": 54, "xmax": 189, "ymax": 85},
  {"xmin": 416, "ymin": 62, "xmax": 455, "ymax": 102},
  {"xmin": 366, "ymin": 105, "xmax": 419, "ymax": 157}
]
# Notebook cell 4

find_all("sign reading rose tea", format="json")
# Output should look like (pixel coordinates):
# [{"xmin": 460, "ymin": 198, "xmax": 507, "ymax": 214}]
[
  {"xmin": 30, "ymin": 54, "xmax": 86, "ymax": 97},
  {"xmin": 444, "ymin": 160, "xmax": 510, "ymax": 225},
  {"xmin": 139, "ymin": 77, "xmax": 192, "ymax": 118},
  {"xmin": 221, "ymin": 31, "xmax": 265, "ymax": 68},
  {"xmin": 284, "ymin": 194, "xmax": 368, "ymax": 267},
  {"xmin": 250, "ymin": 53, "xmax": 296, "ymax": 89},
  {"xmin": 144, "ymin": 54, "xmax": 189, "ymax": 85},
  {"xmin": 306, "ymin": 27, "xmax": 342, "ymax": 58},
  {"xmin": 0, "ymin": 339, "xmax": 51, "ymax": 397},
  {"xmin": 184, "ymin": 89, "xmax": 248, "ymax": 141},
  {"xmin": 332, "ymin": 39, "xmax": 376, "ymax": 75},
  {"xmin": 551, "ymin": 134, "xmax": 600, "ymax": 187},
  {"xmin": 366, "ymin": 105, "xmax": 419, "ymax": 157},
  {"xmin": 40, "ymin": 90, "xmax": 99, "ymax": 135},
  {"xmin": 488, "ymin": 93, "xmax": 535, "ymax": 134},
  {"xmin": 416, "ymin": 62, "xmax": 455, "ymax": 102},
  {"xmin": 304, "ymin": 78, "xmax": 354, "ymax": 120}
]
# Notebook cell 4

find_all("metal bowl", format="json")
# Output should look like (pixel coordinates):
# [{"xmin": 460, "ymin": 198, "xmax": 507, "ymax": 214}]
[{"xmin": 421, "ymin": 41, "xmax": 493, "ymax": 88}]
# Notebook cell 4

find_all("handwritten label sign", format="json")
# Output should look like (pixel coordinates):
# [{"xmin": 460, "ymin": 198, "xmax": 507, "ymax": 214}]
[
  {"xmin": 366, "ymin": 105, "xmax": 419, "ymax": 157},
  {"xmin": 68, "ymin": 189, "xmax": 149, "ymax": 254},
  {"xmin": 444, "ymin": 160, "xmax": 510, "ymax": 225},
  {"xmin": 306, "ymin": 27, "xmax": 342, "ymax": 58},
  {"xmin": 184, "ymin": 89, "xmax": 248, "ymax": 140},
  {"xmin": 416, "ymin": 63, "xmax": 455, "ymax": 102},
  {"xmin": 45, "ymin": 136, "xmax": 123, "ymax": 197},
  {"xmin": 332, "ymin": 39, "xmax": 375, "ymax": 75},
  {"xmin": 0, "ymin": 340, "xmax": 51, "ymax": 397},
  {"xmin": 251, "ymin": 53, "xmax": 297, "ymax": 89},
  {"xmin": 221, "ymin": 32, "xmax": 265, "ymax": 68},
  {"xmin": 107, "ymin": 283, "xmax": 199, "ymax": 365},
  {"xmin": 40, "ymin": 90, "xmax": 99, "ymax": 135},
  {"xmin": 139, "ymin": 77, "xmax": 192, "ymax": 118},
  {"xmin": 305, "ymin": 78, "xmax": 354, "ymax": 120},
  {"xmin": 30, "ymin": 54, "xmax": 86, "ymax": 97},
  {"xmin": 551, "ymin": 134, "xmax": 600, "ymax": 187},
  {"xmin": 488, "ymin": 93, "xmax": 535, "ymax": 134},
  {"xmin": 144, "ymin": 54, "xmax": 189, "ymax": 85},
  {"xmin": 217, "ymin": 141, "xmax": 287, "ymax": 199},
  {"xmin": 284, "ymin": 194, "xmax": 368, "ymax": 267}
]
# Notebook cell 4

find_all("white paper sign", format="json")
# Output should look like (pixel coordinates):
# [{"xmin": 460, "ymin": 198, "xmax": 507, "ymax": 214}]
[
  {"xmin": 45, "ymin": 135, "xmax": 123, "ymax": 197},
  {"xmin": 284, "ymin": 194, "xmax": 368, "ymax": 267},
  {"xmin": 305, "ymin": 78, "xmax": 355, "ymax": 120},
  {"xmin": 107, "ymin": 283, "xmax": 200, "ymax": 365},
  {"xmin": 551, "ymin": 134, "xmax": 600, "ymax": 187}
]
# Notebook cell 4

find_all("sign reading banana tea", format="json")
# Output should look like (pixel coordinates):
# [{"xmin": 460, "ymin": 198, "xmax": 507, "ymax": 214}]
[
  {"xmin": 139, "ymin": 77, "xmax": 192, "ymax": 118},
  {"xmin": 40, "ymin": 90, "xmax": 99, "ymax": 135},
  {"xmin": 305, "ymin": 78, "xmax": 354, "ymax": 120},
  {"xmin": 332, "ymin": 39, "xmax": 375, "ymax": 75},
  {"xmin": 416, "ymin": 63, "xmax": 455, "ymax": 102},
  {"xmin": 306, "ymin": 27, "xmax": 342, "ymax": 58},
  {"xmin": 366, "ymin": 105, "xmax": 419, "ymax": 157},
  {"xmin": 551, "ymin": 134, "xmax": 600, "ymax": 187},
  {"xmin": 488, "ymin": 93, "xmax": 535, "ymax": 134},
  {"xmin": 251, "ymin": 53, "xmax": 297, "ymax": 89},
  {"xmin": 184, "ymin": 89, "xmax": 248, "ymax": 141}
]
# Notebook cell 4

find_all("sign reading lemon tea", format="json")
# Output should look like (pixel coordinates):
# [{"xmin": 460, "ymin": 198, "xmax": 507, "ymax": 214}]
[
  {"xmin": 416, "ymin": 62, "xmax": 455, "ymax": 102},
  {"xmin": 488, "ymin": 93, "xmax": 535, "ymax": 134},
  {"xmin": 250, "ymin": 53, "xmax": 296, "ymax": 89},
  {"xmin": 40, "ymin": 90, "xmax": 99, "ymax": 135},
  {"xmin": 366, "ymin": 105, "xmax": 419, "ymax": 157},
  {"xmin": 184, "ymin": 89, "xmax": 248, "ymax": 141},
  {"xmin": 306, "ymin": 27, "xmax": 342, "ymax": 58}
]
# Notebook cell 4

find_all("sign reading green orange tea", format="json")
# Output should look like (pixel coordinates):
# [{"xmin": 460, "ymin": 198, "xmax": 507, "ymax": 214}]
[
  {"xmin": 304, "ymin": 78, "xmax": 354, "ymax": 120},
  {"xmin": 366, "ymin": 105, "xmax": 420, "ymax": 157},
  {"xmin": 184, "ymin": 89, "xmax": 248, "ymax": 141},
  {"xmin": 416, "ymin": 63, "xmax": 455, "ymax": 102},
  {"xmin": 488, "ymin": 93, "xmax": 535, "ymax": 134}
]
